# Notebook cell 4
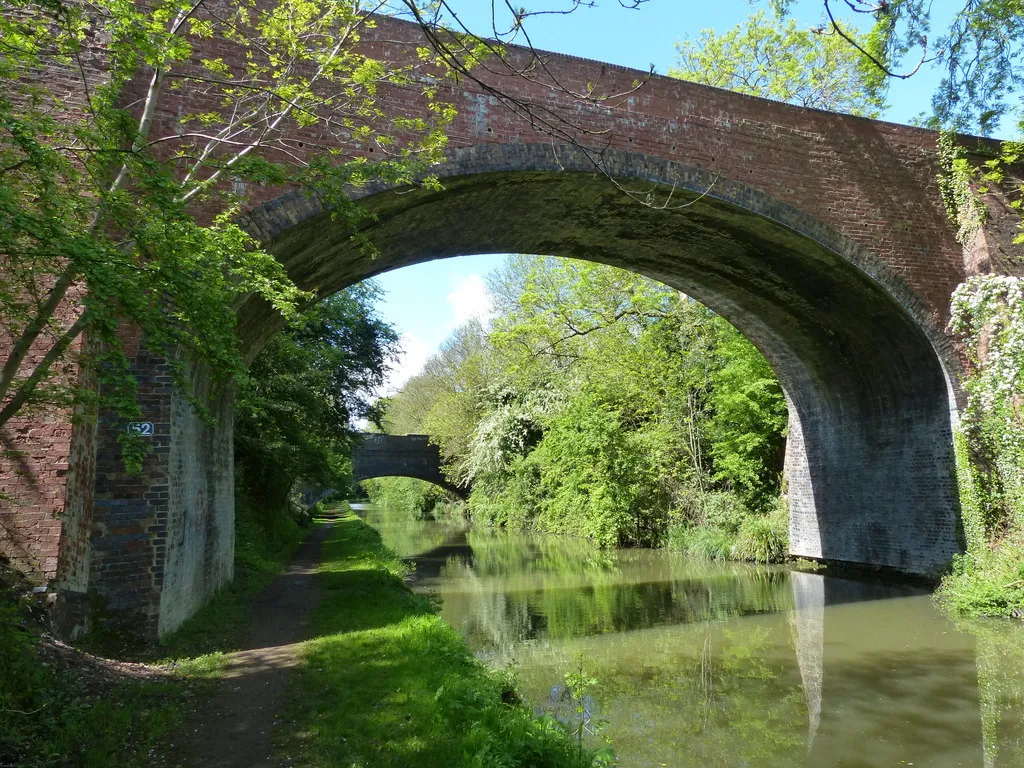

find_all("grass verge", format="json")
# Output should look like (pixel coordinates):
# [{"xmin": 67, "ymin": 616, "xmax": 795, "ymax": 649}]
[
  {"xmin": 278, "ymin": 511, "xmax": 612, "ymax": 767},
  {"xmin": 1, "ymin": 500, "xmax": 309, "ymax": 766}
]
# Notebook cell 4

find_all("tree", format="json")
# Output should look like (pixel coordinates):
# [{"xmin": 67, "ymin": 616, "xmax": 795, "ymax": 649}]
[
  {"xmin": 767, "ymin": 0, "xmax": 1023, "ymax": 133},
  {"xmin": 0, "ymin": 0, "xmax": 462, "ymax": 462},
  {"xmin": 235, "ymin": 283, "xmax": 398, "ymax": 511},
  {"xmin": 488, "ymin": 255, "xmax": 677, "ymax": 373},
  {"xmin": 0, "ymin": 0, "xmax": 648, "ymax": 463},
  {"xmin": 382, "ymin": 318, "xmax": 493, "ymax": 484},
  {"xmin": 411, "ymin": 255, "xmax": 789, "ymax": 550},
  {"xmin": 671, "ymin": 9, "xmax": 887, "ymax": 116},
  {"xmin": 705, "ymin": 322, "xmax": 788, "ymax": 508}
]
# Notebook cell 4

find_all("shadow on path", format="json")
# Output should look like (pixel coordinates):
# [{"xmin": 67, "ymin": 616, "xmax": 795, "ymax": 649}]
[{"xmin": 164, "ymin": 522, "xmax": 333, "ymax": 768}]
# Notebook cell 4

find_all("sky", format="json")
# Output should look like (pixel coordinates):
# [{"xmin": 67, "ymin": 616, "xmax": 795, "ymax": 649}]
[{"xmin": 371, "ymin": 0, "xmax": 961, "ymax": 393}]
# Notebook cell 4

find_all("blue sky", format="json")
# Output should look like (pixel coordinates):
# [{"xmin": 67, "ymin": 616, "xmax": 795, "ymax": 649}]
[{"xmin": 372, "ymin": 0, "xmax": 958, "ymax": 392}]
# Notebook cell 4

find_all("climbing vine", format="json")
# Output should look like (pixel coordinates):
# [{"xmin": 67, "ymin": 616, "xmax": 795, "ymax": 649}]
[
  {"xmin": 939, "ymin": 133, "xmax": 1024, "ymax": 616},
  {"xmin": 937, "ymin": 132, "xmax": 988, "ymax": 245}
]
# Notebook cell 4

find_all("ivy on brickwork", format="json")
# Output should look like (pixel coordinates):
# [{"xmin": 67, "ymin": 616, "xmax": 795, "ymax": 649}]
[
  {"xmin": 938, "ymin": 131, "xmax": 1024, "ymax": 616},
  {"xmin": 952, "ymin": 426, "xmax": 986, "ymax": 555},
  {"xmin": 937, "ymin": 132, "xmax": 988, "ymax": 245},
  {"xmin": 950, "ymin": 275, "xmax": 1024, "ymax": 533}
]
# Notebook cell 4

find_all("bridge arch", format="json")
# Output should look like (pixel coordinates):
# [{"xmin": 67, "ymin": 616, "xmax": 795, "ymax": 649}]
[
  {"xmin": 351, "ymin": 434, "xmax": 468, "ymax": 500},
  {"xmin": 238, "ymin": 144, "xmax": 963, "ymax": 575}
]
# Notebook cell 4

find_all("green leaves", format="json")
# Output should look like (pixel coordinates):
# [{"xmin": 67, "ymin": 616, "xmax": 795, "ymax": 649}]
[
  {"xmin": 235, "ymin": 285, "xmax": 399, "ymax": 507},
  {"xmin": 705, "ymin": 324, "xmax": 787, "ymax": 509},
  {"xmin": 381, "ymin": 256, "xmax": 787, "ymax": 550},
  {"xmin": 670, "ymin": 9, "xmax": 888, "ymax": 117},
  {"xmin": 767, "ymin": 0, "xmax": 1024, "ymax": 133},
  {"xmin": 0, "ymin": 0, "xmax": 467, "ymax": 459}
]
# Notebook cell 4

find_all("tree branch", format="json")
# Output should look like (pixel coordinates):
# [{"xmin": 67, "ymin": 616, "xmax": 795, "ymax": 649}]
[{"xmin": 0, "ymin": 308, "xmax": 89, "ymax": 429}]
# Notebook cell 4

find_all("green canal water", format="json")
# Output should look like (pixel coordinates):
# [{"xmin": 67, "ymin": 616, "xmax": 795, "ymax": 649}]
[{"xmin": 353, "ymin": 504, "xmax": 1024, "ymax": 767}]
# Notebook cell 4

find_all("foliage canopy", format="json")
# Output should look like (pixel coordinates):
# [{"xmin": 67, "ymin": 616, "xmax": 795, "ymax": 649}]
[
  {"xmin": 236, "ymin": 283, "xmax": 398, "ymax": 511},
  {"xmin": 672, "ymin": 9, "xmax": 888, "ymax": 117},
  {"xmin": 373, "ymin": 256, "xmax": 788, "ymax": 558},
  {"xmin": 0, "ymin": 0, "xmax": 464, "ymax": 467}
]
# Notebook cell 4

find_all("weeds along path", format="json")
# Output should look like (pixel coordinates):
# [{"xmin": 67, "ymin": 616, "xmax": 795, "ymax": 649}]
[
  {"xmin": 166, "ymin": 515, "xmax": 338, "ymax": 768},
  {"xmin": 167, "ymin": 508, "xmax": 600, "ymax": 767}
]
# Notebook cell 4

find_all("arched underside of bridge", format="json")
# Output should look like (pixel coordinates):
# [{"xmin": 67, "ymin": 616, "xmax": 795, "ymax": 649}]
[
  {"xmin": 354, "ymin": 473, "xmax": 468, "ymax": 501},
  {"xmin": 239, "ymin": 145, "xmax": 963, "ymax": 575}
]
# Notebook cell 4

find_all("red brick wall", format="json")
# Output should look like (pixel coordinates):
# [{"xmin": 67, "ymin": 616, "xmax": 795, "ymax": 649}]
[
  {"xmin": 120, "ymin": 13, "xmax": 974, "ymax": 335},
  {"xmin": 0, "ymin": 19, "xmax": 110, "ymax": 582},
  {"xmin": 0, "ymin": 410, "xmax": 72, "ymax": 580}
]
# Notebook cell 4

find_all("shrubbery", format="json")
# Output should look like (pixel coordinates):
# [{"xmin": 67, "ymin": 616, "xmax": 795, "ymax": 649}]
[
  {"xmin": 362, "ymin": 477, "xmax": 465, "ymax": 521},
  {"xmin": 0, "ymin": 564, "xmax": 187, "ymax": 766},
  {"xmin": 736, "ymin": 500, "xmax": 790, "ymax": 564},
  {"xmin": 233, "ymin": 494, "xmax": 307, "ymax": 587},
  {"xmin": 377, "ymin": 257, "xmax": 790, "ymax": 560},
  {"xmin": 665, "ymin": 494, "xmax": 789, "ymax": 564},
  {"xmin": 939, "ymin": 275, "xmax": 1024, "ymax": 617},
  {"xmin": 938, "ymin": 536, "xmax": 1024, "ymax": 618},
  {"xmin": 668, "ymin": 524, "xmax": 736, "ymax": 561}
]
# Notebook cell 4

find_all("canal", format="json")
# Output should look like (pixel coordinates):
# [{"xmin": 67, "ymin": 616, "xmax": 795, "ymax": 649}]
[{"xmin": 353, "ymin": 503, "xmax": 1024, "ymax": 767}]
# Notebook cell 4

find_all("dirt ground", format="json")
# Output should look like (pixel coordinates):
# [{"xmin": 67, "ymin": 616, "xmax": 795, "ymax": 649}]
[{"xmin": 161, "ymin": 523, "xmax": 332, "ymax": 768}]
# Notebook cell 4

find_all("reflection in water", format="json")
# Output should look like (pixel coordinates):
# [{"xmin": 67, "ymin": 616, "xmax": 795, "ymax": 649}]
[
  {"xmin": 790, "ymin": 571, "xmax": 824, "ymax": 752},
  {"xmin": 357, "ymin": 505, "xmax": 1024, "ymax": 767},
  {"xmin": 976, "ymin": 620, "xmax": 1024, "ymax": 768}
]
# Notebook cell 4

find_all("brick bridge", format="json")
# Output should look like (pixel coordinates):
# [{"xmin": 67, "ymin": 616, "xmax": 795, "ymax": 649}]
[
  {"xmin": 2, "ymin": 14, "xmax": 1019, "ymax": 638},
  {"xmin": 351, "ymin": 434, "xmax": 468, "ymax": 500}
]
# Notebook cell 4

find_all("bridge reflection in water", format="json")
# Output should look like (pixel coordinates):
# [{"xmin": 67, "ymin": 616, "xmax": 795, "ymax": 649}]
[{"xmin": 354, "ymin": 503, "xmax": 1024, "ymax": 767}]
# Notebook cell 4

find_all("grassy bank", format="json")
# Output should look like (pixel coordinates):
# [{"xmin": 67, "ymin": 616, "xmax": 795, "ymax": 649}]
[
  {"xmin": 365, "ymin": 477, "xmax": 789, "ymax": 566},
  {"xmin": 937, "ymin": 536, "xmax": 1024, "ymax": 618},
  {"xmin": 665, "ymin": 493, "xmax": 789, "ymax": 564},
  {"xmin": 934, "ymin": 427, "xmax": 1024, "ymax": 619},
  {"xmin": 278, "ymin": 510, "xmax": 611, "ymax": 767}
]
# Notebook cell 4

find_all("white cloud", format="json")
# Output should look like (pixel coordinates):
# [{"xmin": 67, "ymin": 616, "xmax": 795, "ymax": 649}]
[
  {"xmin": 383, "ymin": 332, "xmax": 430, "ymax": 395},
  {"xmin": 375, "ymin": 274, "xmax": 491, "ymax": 400},
  {"xmin": 447, "ymin": 273, "xmax": 493, "ymax": 327}
]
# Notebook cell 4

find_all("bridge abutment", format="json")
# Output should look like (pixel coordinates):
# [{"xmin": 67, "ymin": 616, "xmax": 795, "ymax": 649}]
[{"xmin": 49, "ymin": 352, "xmax": 235, "ymax": 640}]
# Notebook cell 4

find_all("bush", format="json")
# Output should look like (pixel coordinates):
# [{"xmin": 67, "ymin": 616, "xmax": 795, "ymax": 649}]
[
  {"xmin": 736, "ymin": 501, "xmax": 789, "ymax": 564},
  {"xmin": 938, "ymin": 539, "xmax": 1024, "ymax": 617},
  {"xmin": 233, "ymin": 496, "xmax": 305, "ymax": 587},
  {"xmin": 468, "ymin": 454, "xmax": 544, "ymax": 531},
  {"xmin": 361, "ymin": 477, "xmax": 448, "ymax": 519},
  {"xmin": 702, "ymin": 491, "xmax": 749, "ymax": 534},
  {"xmin": 0, "ymin": 591, "xmax": 50, "ymax": 761},
  {"xmin": 1, "ymin": 564, "xmax": 187, "ymax": 767}
]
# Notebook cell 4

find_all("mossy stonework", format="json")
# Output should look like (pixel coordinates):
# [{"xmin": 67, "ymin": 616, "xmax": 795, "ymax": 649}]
[{"xmin": 3, "ymin": 15, "xmax": 1019, "ymax": 636}]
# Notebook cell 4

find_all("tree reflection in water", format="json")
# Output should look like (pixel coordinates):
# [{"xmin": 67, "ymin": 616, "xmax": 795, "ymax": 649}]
[{"xmin": 358, "ymin": 504, "xmax": 1024, "ymax": 767}]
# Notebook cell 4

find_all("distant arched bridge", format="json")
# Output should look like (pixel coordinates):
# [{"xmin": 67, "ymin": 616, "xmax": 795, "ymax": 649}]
[{"xmin": 351, "ymin": 434, "xmax": 468, "ymax": 500}]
